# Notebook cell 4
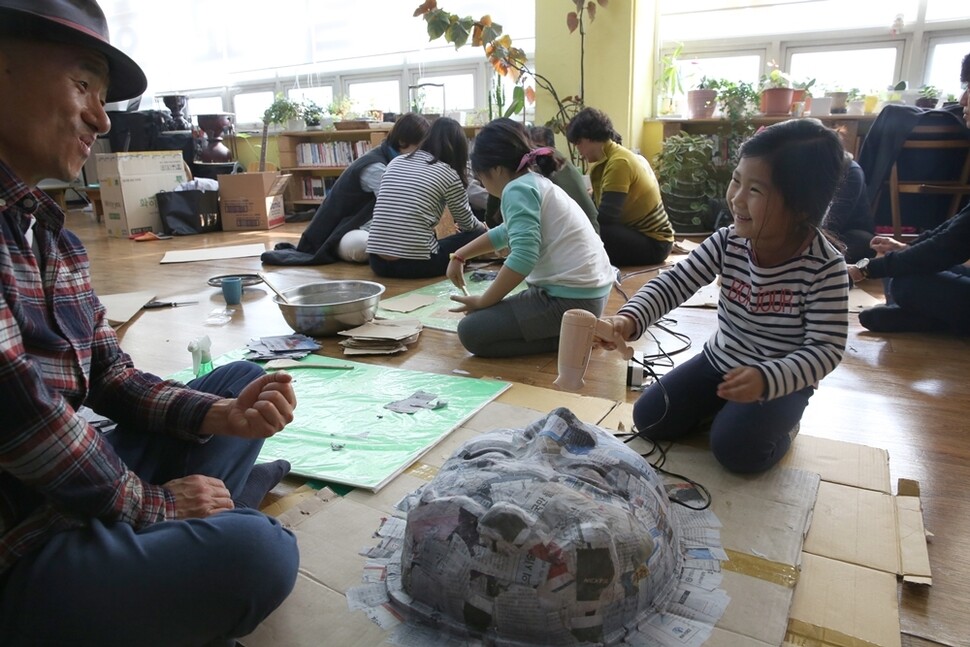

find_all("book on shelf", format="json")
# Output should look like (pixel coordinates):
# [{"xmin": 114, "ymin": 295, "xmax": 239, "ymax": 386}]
[
  {"xmin": 298, "ymin": 175, "xmax": 336, "ymax": 200},
  {"xmin": 296, "ymin": 141, "xmax": 373, "ymax": 167}
]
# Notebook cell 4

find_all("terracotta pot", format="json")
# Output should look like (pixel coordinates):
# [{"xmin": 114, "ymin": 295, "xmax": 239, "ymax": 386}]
[
  {"xmin": 687, "ymin": 89, "xmax": 718, "ymax": 119},
  {"xmin": 761, "ymin": 87, "xmax": 794, "ymax": 116}
]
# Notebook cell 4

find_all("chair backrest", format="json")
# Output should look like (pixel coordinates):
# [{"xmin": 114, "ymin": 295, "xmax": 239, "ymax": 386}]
[{"xmin": 861, "ymin": 106, "xmax": 970, "ymax": 239}]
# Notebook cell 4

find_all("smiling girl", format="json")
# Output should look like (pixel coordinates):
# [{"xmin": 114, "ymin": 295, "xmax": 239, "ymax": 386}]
[{"xmin": 597, "ymin": 119, "xmax": 849, "ymax": 473}]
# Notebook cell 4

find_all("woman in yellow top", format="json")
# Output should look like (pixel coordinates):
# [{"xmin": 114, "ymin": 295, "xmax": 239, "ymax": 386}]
[{"xmin": 567, "ymin": 107, "xmax": 675, "ymax": 266}]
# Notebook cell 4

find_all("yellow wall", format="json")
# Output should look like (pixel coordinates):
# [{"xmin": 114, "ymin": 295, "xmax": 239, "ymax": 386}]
[
  {"xmin": 534, "ymin": 0, "xmax": 658, "ymax": 156},
  {"xmin": 229, "ymin": 133, "xmax": 280, "ymax": 171}
]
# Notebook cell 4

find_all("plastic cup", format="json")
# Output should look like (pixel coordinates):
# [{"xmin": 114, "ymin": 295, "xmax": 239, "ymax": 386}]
[{"xmin": 221, "ymin": 276, "xmax": 242, "ymax": 305}]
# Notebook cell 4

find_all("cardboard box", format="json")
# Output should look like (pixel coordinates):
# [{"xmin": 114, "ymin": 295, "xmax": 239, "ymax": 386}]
[
  {"xmin": 96, "ymin": 151, "xmax": 186, "ymax": 238},
  {"xmin": 217, "ymin": 172, "xmax": 291, "ymax": 231}
]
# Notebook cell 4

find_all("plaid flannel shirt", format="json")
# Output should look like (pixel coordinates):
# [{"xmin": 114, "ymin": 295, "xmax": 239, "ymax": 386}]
[{"xmin": 0, "ymin": 161, "xmax": 219, "ymax": 575}]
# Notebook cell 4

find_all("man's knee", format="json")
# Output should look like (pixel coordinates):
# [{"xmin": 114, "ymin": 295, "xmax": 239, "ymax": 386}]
[{"xmin": 210, "ymin": 510, "xmax": 299, "ymax": 626}]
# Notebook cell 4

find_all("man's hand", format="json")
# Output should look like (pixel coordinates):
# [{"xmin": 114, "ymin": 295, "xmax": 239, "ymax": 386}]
[
  {"xmin": 164, "ymin": 474, "xmax": 234, "ymax": 519},
  {"xmin": 202, "ymin": 372, "xmax": 297, "ymax": 439},
  {"xmin": 717, "ymin": 366, "xmax": 766, "ymax": 403},
  {"xmin": 870, "ymin": 235, "xmax": 907, "ymax": 255},
  {"xmin": 847, "ymin": 265, "xmax": 865, "ymax": 283}
]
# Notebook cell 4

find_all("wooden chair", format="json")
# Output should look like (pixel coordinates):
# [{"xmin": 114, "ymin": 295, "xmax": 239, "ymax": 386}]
[{"xmin": 881, "ymin": 124, "xmax": 970, "ymax": 240}]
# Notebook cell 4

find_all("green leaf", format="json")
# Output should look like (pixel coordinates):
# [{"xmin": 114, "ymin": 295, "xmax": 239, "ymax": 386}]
[
  {"xmin": 481, "ymin": 22, "xmax": 503, "ymax": 43},
  {"xmin": 445, "ymin": 17, "xmax": 474, "ymax": 49},
  {"xmin": 426, "ymin": 10, "xmax": 451, "ymax": 40},
  {"xmin": 504, "ymin": 86, "xmax": 525, "ymax": 117}
]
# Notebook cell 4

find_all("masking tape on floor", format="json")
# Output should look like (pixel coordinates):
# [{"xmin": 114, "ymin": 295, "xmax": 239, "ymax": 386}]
[
  {"xmin": 722, "ymin": 548, "xmax": 800, "ymax": 589},
  {"xmin": 785, "ymin": 618, "xmax": 885, "ymax": 647}
]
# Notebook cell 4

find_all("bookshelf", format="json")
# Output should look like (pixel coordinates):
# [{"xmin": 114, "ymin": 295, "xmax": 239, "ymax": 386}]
[
  {"xmin": 277, "ymin": 127, "xmax": 389, "ymax": 210},
  {"xmin": 277, "ymin": 125, "xmax": 483, "ymax": 212}
]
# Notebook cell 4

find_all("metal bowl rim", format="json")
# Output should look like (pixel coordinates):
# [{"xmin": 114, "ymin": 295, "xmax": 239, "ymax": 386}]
[{"xmin": 273, "ymin": 280, "xmax": 386, "ymax": 308}]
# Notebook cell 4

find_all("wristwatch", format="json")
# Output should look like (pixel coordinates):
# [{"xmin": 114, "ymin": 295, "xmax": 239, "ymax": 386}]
[{"xmin": 854, "ymin": 257, "xmax": 870, "ymax": 279}]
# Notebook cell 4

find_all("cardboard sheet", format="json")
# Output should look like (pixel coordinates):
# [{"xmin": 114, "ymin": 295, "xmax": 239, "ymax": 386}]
[
  {"xmin": 159, "ymin": 243, "xmax": 266, "ymax": 264},
  {"xmin": 376, "ymin": 273, "xmax": 526, "ymax": 332},
  {"xmin": 239, "ymin": 386, "xmax": 925, "ymax": 647},
  {"xmin": 98, "ymin": 290, "xmax": 156, "ymax": 325},
  {"xmin": 849, "ymin": 287, "xmax": 884, "ymax": 313}
]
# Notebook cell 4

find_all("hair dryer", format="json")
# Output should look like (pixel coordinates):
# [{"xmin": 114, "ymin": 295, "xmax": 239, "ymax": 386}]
[{"xmin": 554, "ymin": 309, "xmax": 634, "ymax": 392}]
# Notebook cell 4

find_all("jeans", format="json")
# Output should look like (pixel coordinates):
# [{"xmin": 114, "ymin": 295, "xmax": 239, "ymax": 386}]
[
  {"xmin": 633, "ymin": 353, "xmax": 812, "ymax": 473},
  {"xmin": 0, "ymin": 362, "xmax": 299, "ymax": 646}
]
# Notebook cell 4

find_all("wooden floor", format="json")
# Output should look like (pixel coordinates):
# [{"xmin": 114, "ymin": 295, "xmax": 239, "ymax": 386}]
[{"xmin": 70, "ymin": 209, "xmax": 969, "ymax": 647}]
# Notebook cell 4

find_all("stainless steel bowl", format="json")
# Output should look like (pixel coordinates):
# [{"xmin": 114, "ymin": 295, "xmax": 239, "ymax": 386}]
[{"xmin": 274, "ymin": 280, "xmax": 385, "ymax": 337}]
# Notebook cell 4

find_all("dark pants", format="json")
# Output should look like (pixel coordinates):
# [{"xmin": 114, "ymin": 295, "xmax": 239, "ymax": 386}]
[
  {"xmin": 369, "ymin": 230, "xmax": 482, "ymax": 279},
  {"xmin": 888, "ymin": 264, "xmax": 970, "ymax": 335},
  {"xmin": 633, "ymin": 353, "xmax": 812, "ymax": 473},
  {"xmin": 599, "ymin": 223, "xmax": 672, "ymax": 267},
  {"xmin": 0, "ymin": 362, "xmax": 299, "ymax": 647}
]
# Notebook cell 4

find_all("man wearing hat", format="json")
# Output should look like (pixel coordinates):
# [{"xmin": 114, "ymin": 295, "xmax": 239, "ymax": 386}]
[{"xmin": 0, "ymin": 2, "xmax": 300, "ymax": 645}]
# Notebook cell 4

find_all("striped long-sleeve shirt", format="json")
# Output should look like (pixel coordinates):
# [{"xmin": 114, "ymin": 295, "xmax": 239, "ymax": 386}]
[
  {"xmin": 0, "ymin": 160, "xmax": 218, "ymax": 575},
  {"xmin": 618, "ymin": 226, "xmax": 849, "ymax": 401},
  {"xmin": 366, "ymin": 150, "xmax": 481, "ymax": 259}
]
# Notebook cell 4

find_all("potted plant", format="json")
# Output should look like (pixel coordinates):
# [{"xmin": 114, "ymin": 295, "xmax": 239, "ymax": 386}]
[
  {"xmin": 846, "ymin": 88, "xmax": 865, "ymax": 115},
  {"xmin": 943, "ymin": 93, "xmax": 960, "ymax": 107},
  {"xmin": 301, "ymin": 100, "xmax": 325, "ymax": 130},
  {"xmin": 759, "ymin": 68, "xmax": 794, "ymax": 116},
  {"xmin": 654, "ymin": 132, "xmax": 719, "ymax": 233},
  {"xmin": 657, "ymin": 43, "xmax": 684, "ymax": 116},
  {"xmin": 825, "ymin": 87, "xmax": 850, "ymax": 114},
  {"xmin": 916, "ymin": 85, "xmax": 940, "ymax": 109},
  {"xmin": 687, "ymin": 77, "xmax": 718, "ymax": 119},
  {"xmin": 257, "ymin": 93, "xmax": 301, "ymax": 172},
  {"xmin": 716, "ymin": 80, "xmax": 758, "ymax": 122}
]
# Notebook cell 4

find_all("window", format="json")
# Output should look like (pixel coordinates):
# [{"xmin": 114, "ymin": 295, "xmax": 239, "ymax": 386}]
[
  {"xmin": 186, "ymin": 95, "xmax": 225, "ymax": 120},
  {"xmin": 661, "ymin": 0, "xmax": 919, "ymax": 41},
  {"xmin": 926, "ymin": 1, "xmax": 970, "ymax": 22},
  {"xmin": 348, "ymin": 78, "xmax": 402, "ymax": 114},
  {"xmin": 233, "ymin": 90, "xmax": 276, "ymax": 126},
  {"xmin": 925, "ymin": 38, "xmax": 970, "ymax": 99},
  {"xmin": 412, "ymin": 73, "xmax": 477, "ymax": 113},
  {"xmin": 788, "ymin": 45, "xmax": 901, "ymax": 94},
  {"xmin": 677, "ymin": 53, "xmax": 762, "ymax": 89},
  {"xmin": 287, "ymin": 86, "xmax": 335, "ymax": 112}
]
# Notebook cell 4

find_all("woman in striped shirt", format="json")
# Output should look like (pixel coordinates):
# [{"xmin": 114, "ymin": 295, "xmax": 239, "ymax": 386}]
[
  {"xmin": 598, "ymin": 119, "xmax": 850, "ymax": 473},
  {"xmin": 367, "ymin": 117, "xmax": 487, "ymax": 278}
]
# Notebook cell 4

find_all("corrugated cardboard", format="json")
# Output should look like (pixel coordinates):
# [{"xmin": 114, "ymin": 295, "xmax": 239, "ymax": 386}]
[
  {"xmin": 96, "ymin": 151, "xmax": 186, "ymax": 237},
  {"xmin": 217, "ymin": 172, "xmax": 291, "ymax": 231}
]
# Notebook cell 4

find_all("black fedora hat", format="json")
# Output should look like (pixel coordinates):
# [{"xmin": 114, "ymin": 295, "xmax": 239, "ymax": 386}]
[{"xmin": 0, "ymin": 0, "xmax": 147, "ymax": 102}]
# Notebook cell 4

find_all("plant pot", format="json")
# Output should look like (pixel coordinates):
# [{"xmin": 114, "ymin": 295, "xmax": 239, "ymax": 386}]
[
  {"xmin": 761, "ymin": 88, "xmax": 794, "ymax": 116},
  {"xmin": 687, "ymin": 89, "xmax": 717, "ymax": 119},
  {"xmin": 826, "ymin": 91, "xmax": 849, "ymax": 114},
  {"xmin": 285, "ymin": 117, "xmax": 305, "ymax": 132},
  {"xmin": 808, "ymin": 96, "xmax": 833, "ymax": 116},
  {"xmin": 847, "ymin": 100, "xmax": 865, "ymax": 115},
  {"xmin": 334, "ymin": 120, "xmax": 371, "ymax": 131},
  {"xmin": 915, "ymin": 97, "xmax": 939, "ymax": 109}
]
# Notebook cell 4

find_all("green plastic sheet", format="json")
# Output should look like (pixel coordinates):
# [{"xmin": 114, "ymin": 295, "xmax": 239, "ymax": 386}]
[
  {"xmin": 171, "ymin": 351, "xmax": 509, "ymax": 491},
  {"xmin": 376, "ymin": 272, "xmax": 526, "ymax": 332}
]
